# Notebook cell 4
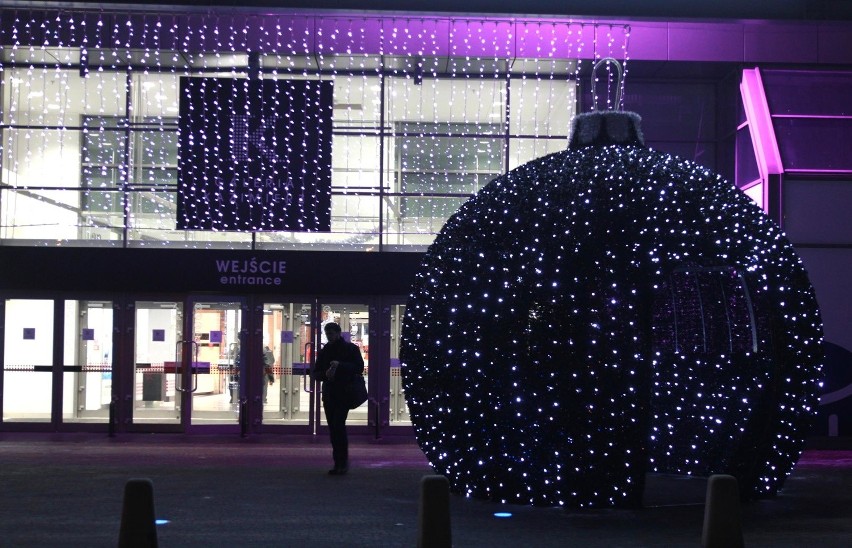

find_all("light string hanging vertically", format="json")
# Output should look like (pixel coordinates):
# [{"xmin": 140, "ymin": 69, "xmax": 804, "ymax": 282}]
[{"xmin": 0, "ymin": 7, "xmax": 621, "ymax": 249}]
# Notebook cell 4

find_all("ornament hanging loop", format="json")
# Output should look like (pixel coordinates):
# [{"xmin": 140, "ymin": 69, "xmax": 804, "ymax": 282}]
[{"xmin": 591, "ymin": 57, "xmax": 623, "ymax": 111}]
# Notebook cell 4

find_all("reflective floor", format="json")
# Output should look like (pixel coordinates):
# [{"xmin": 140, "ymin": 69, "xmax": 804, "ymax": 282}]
[{"xmin": 0, "ymin": 434, "xmax": 850, "ymax": 547}]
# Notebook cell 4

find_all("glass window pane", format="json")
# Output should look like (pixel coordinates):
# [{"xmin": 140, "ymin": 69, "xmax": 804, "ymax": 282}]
[
  {"xmin": 774, "ymin": 118, "xmax": 852, "ymax": 171},
  {"xmin": 509, "ymin": 138, "xmax": 568, "ymax": 170},
  {"xmin": 783, "ymin": 178, "xmax": 852, "ymax": 244},
  {"xmin": 386, "ymin": 76, "xmax": 506, "ymax": 133},
  {"xmin": 742, "ymin": 182, "xmax": 764, "ymax": 209},
  {"xmin": 3, "ymin": 299, "xmax": 54, "ymax": 422},
  {"xmin": 331, "ymin": 74, "xmax": 382, "ymax": 129},
  {"xmin": 2, "ymin": 128, "xmax": 82, "ymax": 188},
  {"xmin": 389, "ymin": 304, "xmax": 410, "ymax": 424},
  {"xmin": 134, "ymin": 73, "xmax": 181, "ymax": 119},
  {"xmin": 0, "ymin": 188, "xmax": 85, "ymax": 241},
  {"xmin": 132, "ymin": 121, "xmax": 178, "ymax": 179},
  {"xmin": 3, "ymin": 68, "xmax": 127, "ymax": 126},
  {"xmin": 133, "ymin": 168, "xmax": 178, "ymax": 189},
  {"xmin": 736, "ymin": 125, "xmax": 760, "ymax": 187},
  {"xmin": 762, "ymin": 69, "xmax": 852, "ymax": 116},
  {"xmin": 332, "ymin": 135, "xmax": 381, "ymax": 185},
  {"xmin": 81, "ymin": 188, "xmax": 124, "ymax": 214},
  {"xmin": 509, "ymin": 78, "xmax": 576, "ymax": 136},
  {"xmin": 62, "ymin": 300, "xmax": 114, "ymax": 423},
  {"xmin": 318, "ymin": 303, "xmax": 370, "ymax": 425}
]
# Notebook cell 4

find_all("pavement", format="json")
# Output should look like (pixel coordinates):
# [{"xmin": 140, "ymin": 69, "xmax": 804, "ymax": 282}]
[{"xmin": 1, "ymin": 433, "xmax": 851, "ymax": 547}]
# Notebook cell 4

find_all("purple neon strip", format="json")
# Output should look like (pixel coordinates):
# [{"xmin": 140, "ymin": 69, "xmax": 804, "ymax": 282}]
[
  {"xmin": 740, "ymin": 68, "xmax": 784, "ymax": 179},
  {"xmin": 740, "ymin": 68, "xmax": 785, "ymax": 214},
  {"xmin": 740, "ymin": 178, "xmax": 762, "ymax": 190},
  {"xmin": 785, "ymin": 169, "xmax": 852, "ymax": 174},
  {"xmin": 773, "ymin": 114, "xmax": 852, "ymax": 120}
]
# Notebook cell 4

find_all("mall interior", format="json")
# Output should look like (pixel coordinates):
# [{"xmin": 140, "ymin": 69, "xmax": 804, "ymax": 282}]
[{"xmin": 0, "ymin": 1, "xmax": 851, "ymax": 539}]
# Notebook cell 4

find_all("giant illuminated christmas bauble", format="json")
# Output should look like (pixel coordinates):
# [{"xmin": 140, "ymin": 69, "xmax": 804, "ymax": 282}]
[{"xmin": 400, "ymin": 111, "xmax": 823, "ymax": 508}]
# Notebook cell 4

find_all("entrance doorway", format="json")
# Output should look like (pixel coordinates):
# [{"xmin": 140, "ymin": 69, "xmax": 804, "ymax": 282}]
[
  {"xmin": 2, "ymin": 298, "xmax": 115, "ymax": 427},
  {"xmin": 258, "ymin": 300, "xmax": 371, "ymax": 430},
  {"xmin": 131, "ymin": 298, "xmax": 245, "ymax": 432},
  {"xmin": 1, "ymin": 293, "xmax": 414, "ymax": 437}
]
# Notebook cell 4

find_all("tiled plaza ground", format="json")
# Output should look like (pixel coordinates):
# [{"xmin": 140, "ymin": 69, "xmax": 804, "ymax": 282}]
[{"xmin": 1, "ymin": 434, "xmax": 850, "ymax": 547}]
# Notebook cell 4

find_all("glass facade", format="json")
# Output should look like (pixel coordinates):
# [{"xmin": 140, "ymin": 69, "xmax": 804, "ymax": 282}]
[
  {"xmin": 1, "ymin": 4, "xmax": 851, "ymax": 441},
  {"xmin": 0, "ymin": 10, "xmax": 618, "ymax": 250}
]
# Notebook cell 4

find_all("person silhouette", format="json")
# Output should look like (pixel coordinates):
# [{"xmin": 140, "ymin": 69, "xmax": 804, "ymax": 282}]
[{"xmin": 311, "ymin": 322, "xmax": 364, "ymax": 475}]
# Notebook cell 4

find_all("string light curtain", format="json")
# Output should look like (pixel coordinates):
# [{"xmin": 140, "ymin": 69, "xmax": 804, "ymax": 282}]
[
  {"xmin": 0, "ymin": 7, "xmax": 628, "ymax": 249},
  {"xmin": 176, "ymin": 78, "xmax": 334, "ymax": 231}
]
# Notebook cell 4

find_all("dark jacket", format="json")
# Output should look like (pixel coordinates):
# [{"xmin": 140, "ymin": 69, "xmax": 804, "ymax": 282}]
[{"xmin": 312, "ymin": 337, "xmax": 365, "ymax": 397}]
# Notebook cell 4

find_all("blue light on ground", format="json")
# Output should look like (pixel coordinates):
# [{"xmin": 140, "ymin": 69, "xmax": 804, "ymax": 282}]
[
  {"xmin": 493, "ymin": 512, "xmax": 513, "ymax": 518},
  {"xmin": 155, "ymin": 519, "xmax": 171, "ymax": 525}
]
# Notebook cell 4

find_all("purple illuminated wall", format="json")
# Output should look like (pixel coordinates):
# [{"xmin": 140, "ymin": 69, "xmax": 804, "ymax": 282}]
[
  {"xmin": 761, "ymin": 70, "xmax": 852, "ymax": 173},
  {"xmin": 587, "ymin": 81, "xmax": 720, "ymax": 170},
  {"xmin": 2, "ymin": 9, "xmax": 852, "ymax": 66},
  {"xmin": 742, "ymin": 68, "xmax": 852, "ymax": 437}
]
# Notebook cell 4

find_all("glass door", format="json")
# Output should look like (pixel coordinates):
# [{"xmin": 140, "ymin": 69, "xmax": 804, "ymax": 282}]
[
  {"xmin": 2, "ymin": 299, "xmax": 55, "ymax": 424},
  {"xmin": 316, "ymin": 302, "xmax": 371, "ymax": 429},
  {"xmin": 61, "ymin": 300, "xmax": 114, "ymax": 424},
  {"xmin": 258, "ymin": 301, "xmax": 315, "ymax": 428},
  {"xmin": 255, "ymin": 300, "xmax": 371, "ymax": 432},
  {"xmin": 131, "ymin": 298, "xmax": 245, "ymax": 431},
  {"xmin": 185, "ymin": 299, "xmax": 245, "ymax": 430},
  {"xmin": 389, "ymin": 303, "xmax": 411, "ymax": 425},
  {"xmin": 132, "ymin": 301, "xmax": 183, "ymax": 426}
]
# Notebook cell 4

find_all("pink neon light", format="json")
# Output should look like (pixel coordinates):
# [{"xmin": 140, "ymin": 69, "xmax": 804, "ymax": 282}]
[
  {"xmin": 740, "ymin": 68, "xmax": 784, "ymax": 180},
  {"xmin": 740, "ymin": 178, "xmax": 762, "ymax": 190},
  {"xmin": 773, "ymin": 114, "xmax": 852, "ymax": 120},
  {"xmin": 785, "ymin": 169, "xmax": 852, "ymax": 174}
]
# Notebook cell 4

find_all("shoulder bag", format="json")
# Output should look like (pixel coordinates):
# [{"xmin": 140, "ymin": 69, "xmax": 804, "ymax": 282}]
[{"xmin": 346, "ymin": 373, "xmax": 368, "ymax": 409}]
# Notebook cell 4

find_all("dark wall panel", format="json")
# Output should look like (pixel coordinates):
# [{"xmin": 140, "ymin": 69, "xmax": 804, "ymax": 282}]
[
  {"xmin": 784, "ymin": 178, "xmax": 852, "ymax": 244},
  {"xmin": 0, "ymin": 248, "xmax": 423, "ymax": 296}
]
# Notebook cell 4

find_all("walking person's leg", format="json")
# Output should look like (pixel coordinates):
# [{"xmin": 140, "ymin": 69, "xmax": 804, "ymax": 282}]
[{"xmin": 324, "ymin": 397, "xmax": 350, "ymax": 474}]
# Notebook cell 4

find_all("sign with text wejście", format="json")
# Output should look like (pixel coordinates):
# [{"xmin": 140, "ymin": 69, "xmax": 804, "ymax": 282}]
[{"xmin": 177, "ymin": 78, "xmax": 334, "ymax": 231}]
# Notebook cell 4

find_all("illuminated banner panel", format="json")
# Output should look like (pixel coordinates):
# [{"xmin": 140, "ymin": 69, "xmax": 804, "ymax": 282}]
[{"xmin": 177, "ymin": 78, "xmax": 333, "ymax": 231}]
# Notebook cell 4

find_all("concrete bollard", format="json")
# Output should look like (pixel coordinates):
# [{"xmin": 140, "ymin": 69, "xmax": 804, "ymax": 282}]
[
  {"xmin": 702, "ymin": 474, "xmax": 744, "ymax": 548},
  {"xmin": 417, "ymin": 475, "xmax": 451, "ymax": 548},
  {"xmin": 118, "ymin": 478, "xmax": 158, "ymax": 548}
]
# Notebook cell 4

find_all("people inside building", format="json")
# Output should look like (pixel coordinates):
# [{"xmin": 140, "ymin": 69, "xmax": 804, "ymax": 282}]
[{"xmin": 263, "ymin": 345, "xmax": 275, "ymax": 404}]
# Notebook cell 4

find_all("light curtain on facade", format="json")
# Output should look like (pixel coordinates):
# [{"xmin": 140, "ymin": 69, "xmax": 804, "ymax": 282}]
[{"xmin": 0, "ymin": 8, "xmax": 629, "ymax": 249}]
